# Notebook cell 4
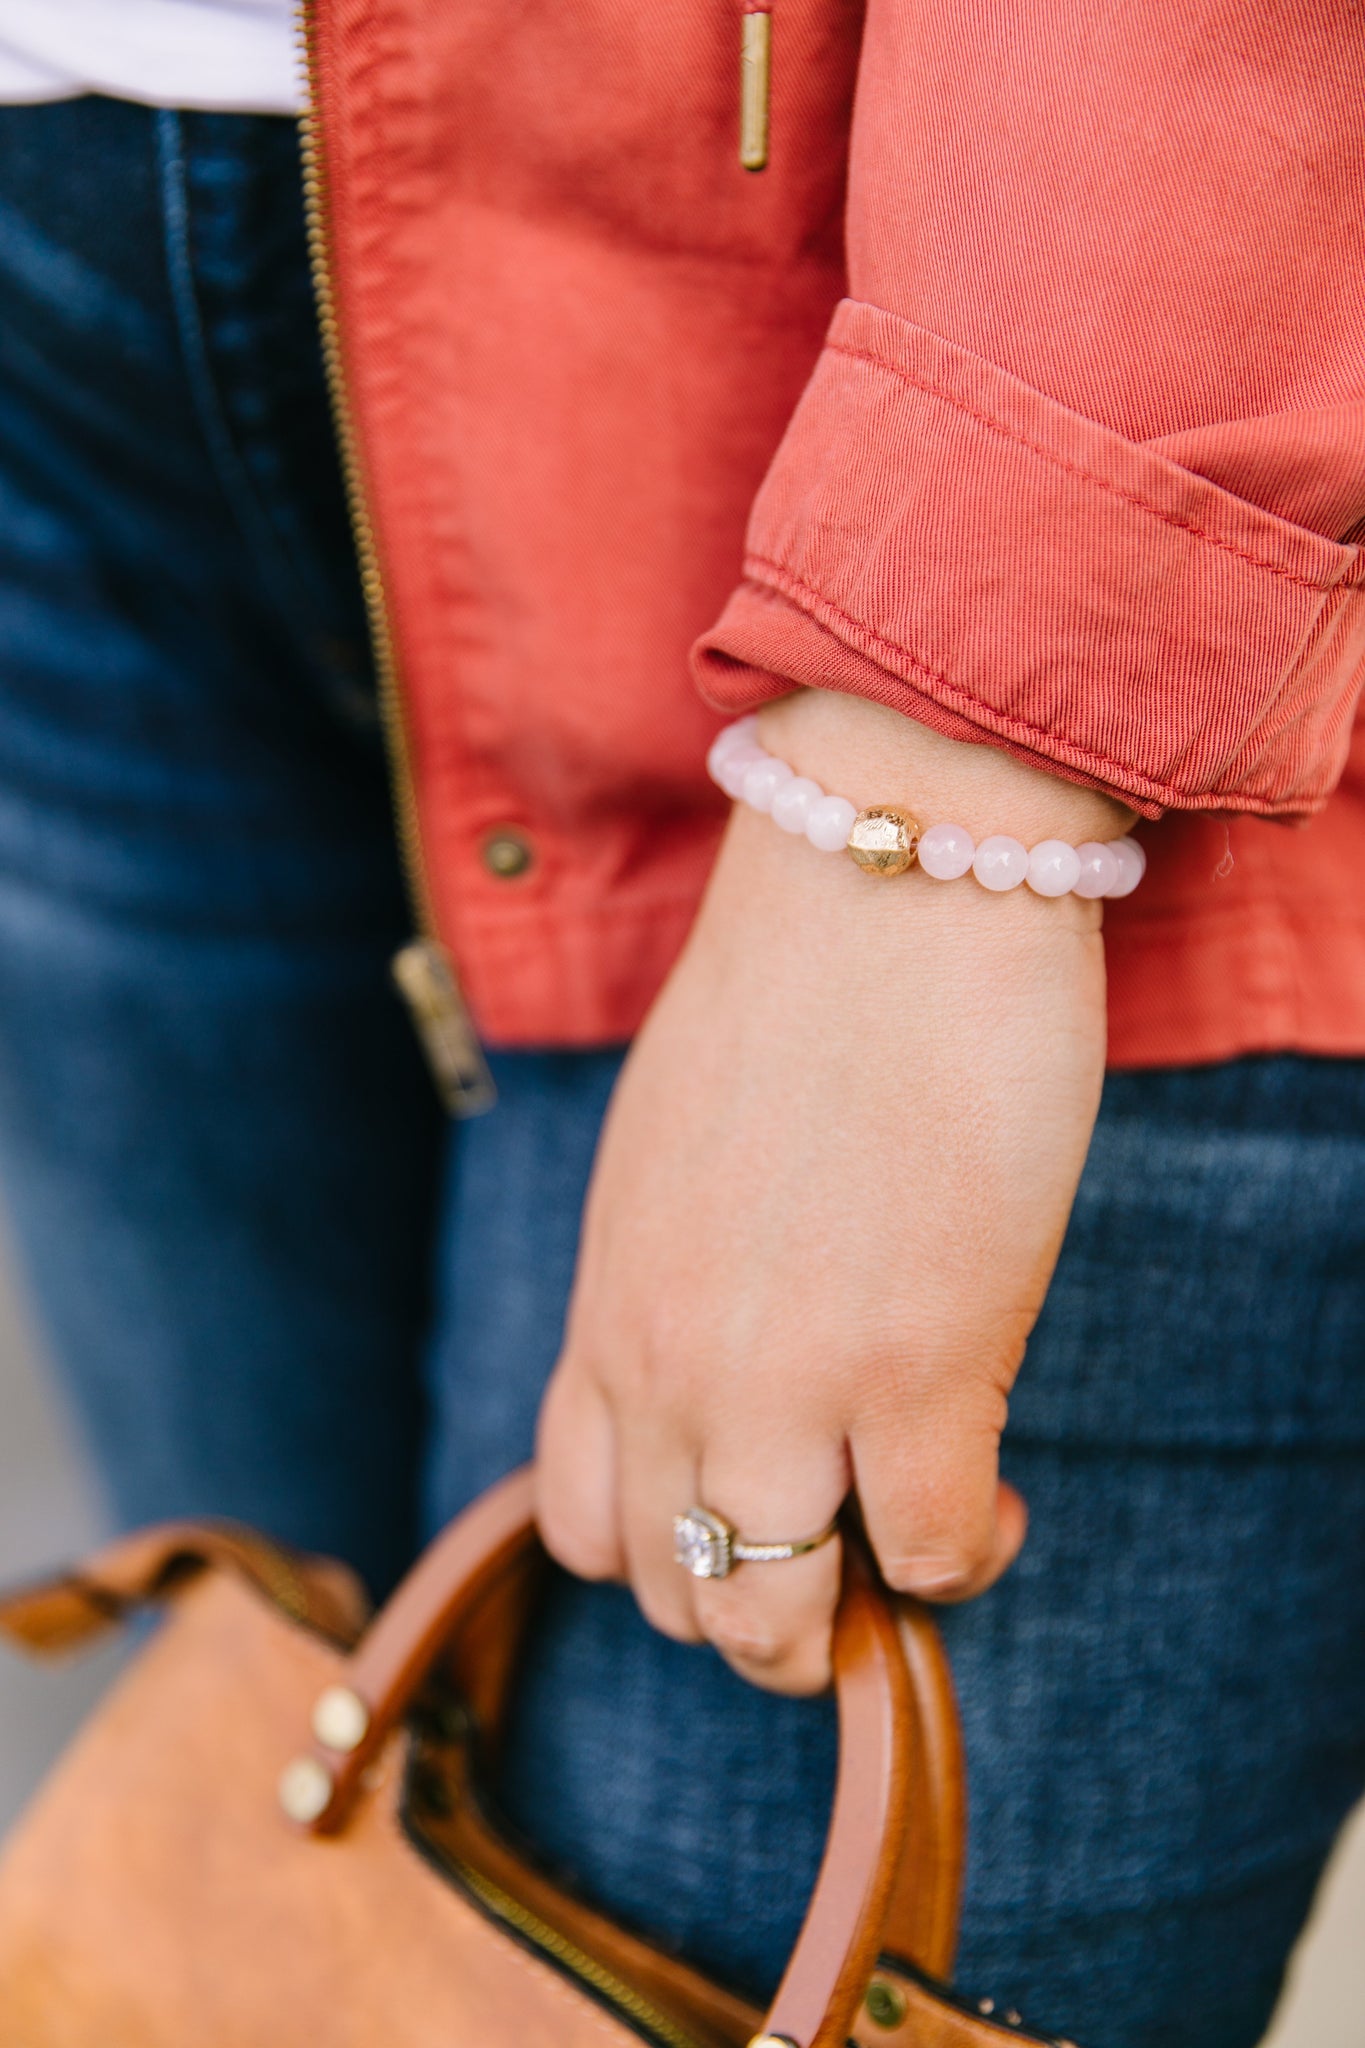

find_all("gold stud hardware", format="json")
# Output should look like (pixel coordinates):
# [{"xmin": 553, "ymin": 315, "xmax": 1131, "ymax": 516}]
[
  {"xmin": 864, "ymin": 1979, "xmax": 909, "ymax": 2030},
  {"xmin": 978, "ymin": 1999, "xmax": 996, "ymax": 2016},
  {"xmin": 481, "ymin": 827, "xmax": 536, "ymax": 880},
  {"xmin": 311, "ymin": 1685, "xmax": 370, "ymax": 1754},
  {"xmin": 277, "ymin": 1755, "xmax": 334, "ymax": 1825},
  {"xmin": 739, "ymin": 10, "xmax": 771, "ymax": 171},
  {"xmin": 747, "ymin": 2037, "xmax": 798, "ymax": 2048},
  {"xmin": 848, "ymin": 805, "xmax": 922, "ymax": 877},
  {"xmin": 1004, "ymin": 2013, "xmax": 1023, "ymax": 2029}
]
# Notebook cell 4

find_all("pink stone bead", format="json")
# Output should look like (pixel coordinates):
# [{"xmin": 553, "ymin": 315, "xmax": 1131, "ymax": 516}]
[
  {"xmin": 1115, "ymin": 834, "xmax": 1147, "ymax": 881},
  {"xmin": 715, "ymin": 715, "xmax": 759, "ymax": 756},
  {"xmin": 805, "ymin": 793, "xmax": 858, "ymax": 853},
  {"xmin": 972, "ymin": 835, "xmax": 1029, "ymax": 891},
  {"xmin": 705, "ymin": 722, "xmax": 758, "ymax": 785},
  {"xmin": 1073, "ymin": 842, "xmax": 1119, "ymax": 898},
  {"xmin": 715, "ymin": 744, "xmax": 766, "ymax": 799},
  {"xmin": 741, "ymin": 755, "xmax": 793, "ymax": 813},
  {"xmin": 1026, "ymin": 839, "xmax": 1082, "ymax": 898},
  {"xmin": 917, "ymin": 822, "xmax": 975, "ymax": 880},
  {"xmin": 770, "ymin": 775, "xmax": 824, "ymax": 834},
  {"xmin": 1106, "ymin": 838, "xmax": 1145, "ymax": 898}
]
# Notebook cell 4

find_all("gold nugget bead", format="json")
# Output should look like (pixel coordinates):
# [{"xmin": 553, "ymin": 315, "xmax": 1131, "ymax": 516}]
[{"xmin": 847, "ymin": 805, "xmax": 921, "ymax": 877}]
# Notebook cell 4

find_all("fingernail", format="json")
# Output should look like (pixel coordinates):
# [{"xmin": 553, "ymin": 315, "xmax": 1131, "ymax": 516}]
[{"xmin": 894, "ymin": 1556, "xmax": 967, "ymax": 1595}]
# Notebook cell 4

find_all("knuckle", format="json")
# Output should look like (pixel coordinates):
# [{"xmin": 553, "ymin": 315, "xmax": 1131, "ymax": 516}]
[
  {"xmin": 703, "ymin": 1608, "xmax": 834, "ymax": 1693},
  {"xmin": 702, "ymin": 1613, "xmax": 792, "ymax": 1669},
  {"xmin": 775, "ymin": 1647, "xmax": 835, "ymax": 1698},
  {"xmin": 537, "ymin": 1508, "xmax": 618, "ymax": 1583},
  {"xmin": 634, "ymin": 1591, "xmax": 703, "ymax": 1646}
]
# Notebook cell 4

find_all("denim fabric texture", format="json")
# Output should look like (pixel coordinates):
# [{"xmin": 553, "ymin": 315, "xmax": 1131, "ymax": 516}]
[{"xmin": 0, "ymin": 99, "xmax": 1362, "ymax": 2048}]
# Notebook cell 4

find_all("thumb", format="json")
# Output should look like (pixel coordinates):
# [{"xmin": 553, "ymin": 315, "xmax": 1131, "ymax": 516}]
[{"xmin": 853, "ymin": 1410, "xmax": 1029, "ymax": 1604}]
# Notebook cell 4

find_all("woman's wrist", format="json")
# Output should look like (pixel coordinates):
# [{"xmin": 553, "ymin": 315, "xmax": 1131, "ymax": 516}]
[
  {"xmin": 714, "ymin": 692, "xmax": 1143, "ymax": 901},
  {"xmin": 754, "ymin": 687, "xmax": 1137, "ymax": 849}
]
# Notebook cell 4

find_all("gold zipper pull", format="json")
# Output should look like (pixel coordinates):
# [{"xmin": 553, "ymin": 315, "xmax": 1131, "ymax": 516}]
[
  {"xmin": 391, "ymin": 940, "xmax": 497, "ymax": 1117},
  {"xmin": 740, "ymin": 7, "xmax": 771, "ymax": 171}
]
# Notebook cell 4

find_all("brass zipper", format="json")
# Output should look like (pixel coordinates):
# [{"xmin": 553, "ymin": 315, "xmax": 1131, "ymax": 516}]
[
  {"xmin": 295, "ymin": 2, "xmax": 496, "ymax": 1117},
  {"xmin": 442, "ymin": 1849, "xmax": 708, "ymax": 2048}
]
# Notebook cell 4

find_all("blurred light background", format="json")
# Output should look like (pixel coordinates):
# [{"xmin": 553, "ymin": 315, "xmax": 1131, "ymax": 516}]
[{"xmin": 0, "ymin": 1220, "xmax": 1359, "ymax": 2043}]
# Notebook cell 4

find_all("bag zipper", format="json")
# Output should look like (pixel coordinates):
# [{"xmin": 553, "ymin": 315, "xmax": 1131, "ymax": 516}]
[
  {"xmin": 447, "ymin": 1850, "xmax": 709, "ymax": 2048},
  {"xmin": 295, "ymin": 1, "xmax": 496, "ymax": 1117},
  {"xmin": 402, "ymin": 1734, "xmax": 710, "ymax": 2048}
]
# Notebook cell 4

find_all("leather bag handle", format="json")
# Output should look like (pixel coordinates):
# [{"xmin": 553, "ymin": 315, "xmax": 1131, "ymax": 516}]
[
  {"xmin": 0, "ymin": 1474, "xmax": 966, "ymax": 2046},
  {"xmin": 0, "ymin": 1520, "xmax": 369, "ymax": 1654},
  {"xmin": 298, "ymin": 1469, "xmax": 966, "ymax": 2046}
]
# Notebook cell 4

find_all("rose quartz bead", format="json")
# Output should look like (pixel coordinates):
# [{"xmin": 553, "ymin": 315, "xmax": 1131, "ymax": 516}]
[
  {"xmin": 1073, "ymin": 841, "xmax": 1119, "ymax": 898},
  {"xmin": 716, "ymin": 715, "xmax": 759, "ymax": 756},
  {"xmin": 805, "ymin": 793, "xmax": 858, "ymax": 853},
  {"xmin": 972, "ymin": 835, "xmax": 1029, "ymax": 891},
  {"xmin": 705, "ymin": 722, "xmax": 758, "ymax": 784},
  {"xmin": 1106, "ymin": 838, "xmax": 1145, "ymax": 898},
  {"xmin": 770, "ymin": 775, "xmax": 824, "ymax": 834},
  {"xmin": 917, "ymin": 822, "xmax": 975, "ymax": 880},
  {"xmin": 1115, "ymin": 834, "xmax": 1147, "ymax": 881},
  {"xmin": 706, "ymin": 736, "xmax": 735, "ymax": 784},
  {"xmin": 741, "ymin": 755, "xmax": 793, "ymax": 813},
  {"xmin": 1026, "ymin": 839, "xmax": 1082, "ymax": 898},
  {"xmin": 715, "ymin": 744, "xmax": 766, "ymax": 799}
]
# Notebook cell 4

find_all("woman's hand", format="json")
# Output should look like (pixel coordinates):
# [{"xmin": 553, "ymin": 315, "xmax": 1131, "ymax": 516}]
[{"xmin": 536, "ymin": 690, "xmax": 1132, "ymax": 1695}]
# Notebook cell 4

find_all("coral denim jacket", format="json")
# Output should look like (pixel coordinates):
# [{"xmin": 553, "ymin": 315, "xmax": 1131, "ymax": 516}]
[{"xmin": 306, "ymin": 0, "xmax": 1365, "ymax": 1068}]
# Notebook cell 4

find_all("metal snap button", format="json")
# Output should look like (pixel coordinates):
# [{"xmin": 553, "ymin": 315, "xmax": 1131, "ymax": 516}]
[
  {"xmin": 865, "ymin": 1979, "xmax": 908, "ymax": 2029},
  {"xmin": 278, "ymin": 1755, "xmax": 334, "ymax": 1825},
  {"xmin": 481, "ymin": 827, "xmax": 535, "ymax": 880},
  {"xmin": 311, "ymin": 1685, "xmax": 370, "ymax": 1754}
]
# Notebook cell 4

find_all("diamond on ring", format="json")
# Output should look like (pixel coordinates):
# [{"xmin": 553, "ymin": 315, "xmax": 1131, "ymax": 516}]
[{"xmin": 673, "ymin": 1507, "xmax": 736, "ymax": 1580}]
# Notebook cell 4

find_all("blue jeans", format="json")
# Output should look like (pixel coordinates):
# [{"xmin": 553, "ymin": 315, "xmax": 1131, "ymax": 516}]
[{"xmin": 1, "ymin": 97, "xmax": 1363, "ymax": 2048}]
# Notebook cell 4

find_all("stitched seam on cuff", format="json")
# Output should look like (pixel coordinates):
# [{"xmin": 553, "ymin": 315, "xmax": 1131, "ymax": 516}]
[
  {"xmin": 825, "ymin": 340, "xmax": 1342, "ymax": 596},
  {"xmin": 742, "ymin": 551, "xmax": 1319, "ymax": 811}
]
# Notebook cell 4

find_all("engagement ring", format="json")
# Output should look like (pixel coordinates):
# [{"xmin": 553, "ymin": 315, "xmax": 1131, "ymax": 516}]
[{"xmin": 672, "ymin": 1505, "xmax": 839, "ymax": 1581}]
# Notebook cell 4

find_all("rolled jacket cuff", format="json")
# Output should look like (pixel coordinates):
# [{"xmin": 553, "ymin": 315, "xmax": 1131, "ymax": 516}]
[{"xmin": 693, "ymin": 300, "xmax": 1365, "ymax": 818}]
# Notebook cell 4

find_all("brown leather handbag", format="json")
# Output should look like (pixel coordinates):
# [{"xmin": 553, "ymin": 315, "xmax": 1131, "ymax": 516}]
[{"xmin": 0, "ymin": 1469, "xmax": 1072, "ymax": 2048}]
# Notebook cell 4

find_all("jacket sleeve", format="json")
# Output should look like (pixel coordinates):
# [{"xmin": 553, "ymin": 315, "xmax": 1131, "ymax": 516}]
[{"xmin": 692, "ymin": 0, "xmax": 1365, "ymax": 818}]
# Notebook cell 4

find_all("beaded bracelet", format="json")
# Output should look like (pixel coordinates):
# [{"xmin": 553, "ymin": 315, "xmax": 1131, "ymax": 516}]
[{"xmin": 707, "ymin": 718, "xmax": 1145, "ymax": 899}]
